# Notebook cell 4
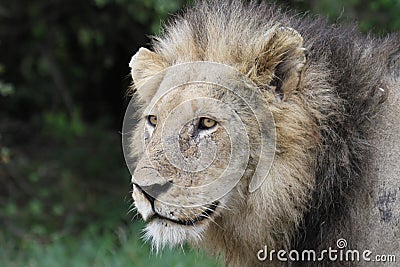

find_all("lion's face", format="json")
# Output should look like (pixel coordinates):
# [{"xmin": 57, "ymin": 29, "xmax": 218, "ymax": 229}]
[
  {"xmin": 133, "ymin": 86, "xmax": 231, "ymax": 249},
  {"xmin": 130, "ymin": 67, "xmax": 263, "ymax": 250}
]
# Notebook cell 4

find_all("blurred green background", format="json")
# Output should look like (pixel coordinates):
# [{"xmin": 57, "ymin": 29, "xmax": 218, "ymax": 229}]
[{"xmin": 0, "ymin": 0, "xmax": 399, "ymax": 266}]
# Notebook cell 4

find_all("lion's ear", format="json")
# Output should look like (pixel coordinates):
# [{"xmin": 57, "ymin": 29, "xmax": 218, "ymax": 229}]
[
  {"xmin": 129, "ymin": 47, "xmax": 166, "ymax": 103},
  {"xmin": 255, "ymin": 27, "xmax": 307, "ymax": 100}
]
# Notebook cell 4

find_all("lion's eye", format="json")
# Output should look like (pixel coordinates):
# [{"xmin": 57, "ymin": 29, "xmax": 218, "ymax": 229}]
[
  {"xmin": 199, "ymin": 117, "xmax": 217, "ymax": 130},
  {"xmin": 147, "ymin": 115, "xmax": 157, "ymax": 127}
]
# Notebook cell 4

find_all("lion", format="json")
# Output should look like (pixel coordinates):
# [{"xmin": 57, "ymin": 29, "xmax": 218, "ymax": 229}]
[{"xmin": 126, "ymin": 0, "xmax": 400, "ymax": 266}]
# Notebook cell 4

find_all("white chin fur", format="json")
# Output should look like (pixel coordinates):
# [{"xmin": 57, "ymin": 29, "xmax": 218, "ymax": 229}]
[
  {"xmin": 143, "ymin": 219, "xmax": 207, "ymax": 253},
  {"xmin": 132, "ymin": 186, "xmax": 154, "ymax": 221}
]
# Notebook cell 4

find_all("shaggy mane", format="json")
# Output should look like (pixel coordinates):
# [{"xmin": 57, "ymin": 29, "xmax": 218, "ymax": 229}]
[{"xmin": 131, "ymin": 0, "xmax": 400, "ymax": 265}]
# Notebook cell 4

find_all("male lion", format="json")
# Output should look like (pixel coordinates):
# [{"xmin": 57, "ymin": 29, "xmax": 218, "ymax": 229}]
[{"xmin": 126, "ymin": 0, "xmax": 400, "ymax": 266}]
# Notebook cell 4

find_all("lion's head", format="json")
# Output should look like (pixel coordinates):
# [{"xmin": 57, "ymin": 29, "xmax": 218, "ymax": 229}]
[
  {"xmin": 128, "ymin": 58, "xmax": 279, "ymax": 250},
  {"xmin": 124, "ymin": 1, "xmax": 329, "ymax": 265}
]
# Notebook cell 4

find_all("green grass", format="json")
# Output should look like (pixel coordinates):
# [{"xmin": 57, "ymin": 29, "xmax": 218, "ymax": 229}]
[{"xmin": 0, "ymin": 222, "xmax": 221, "ymax": 267}]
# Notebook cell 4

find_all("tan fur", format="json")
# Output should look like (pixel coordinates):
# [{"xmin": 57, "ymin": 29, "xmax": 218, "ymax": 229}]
[
  {"xmin": 127, "ymin": 1, "xmax": 400, "ymax": 266},
  {"xmin": 130, "ymin": 23, "xmax": 326, "ymax": 267}
]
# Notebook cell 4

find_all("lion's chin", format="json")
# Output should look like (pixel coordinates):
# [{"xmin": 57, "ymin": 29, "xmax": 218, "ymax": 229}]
[{"xmin": 143, "ymin": 218, "xmax": 208, "ymax": 252}]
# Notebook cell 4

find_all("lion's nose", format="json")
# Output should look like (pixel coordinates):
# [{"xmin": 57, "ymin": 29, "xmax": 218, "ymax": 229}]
[
  {"xmin": 133, "ymin": 161, "xmax": 173, "ymax": 201},
  {"xmin": 135, "ymin": 182, "xmax": 172, "ymax": 202}
]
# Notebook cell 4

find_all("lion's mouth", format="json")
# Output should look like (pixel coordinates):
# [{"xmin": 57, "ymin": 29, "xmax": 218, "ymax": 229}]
[
  {"xmin": 134, "ymin": 183, "xmax": 219, "ymax": 226},
  {"xmin": 152, "ymin": 202, "xmax": 218, "ymax": 226}
]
